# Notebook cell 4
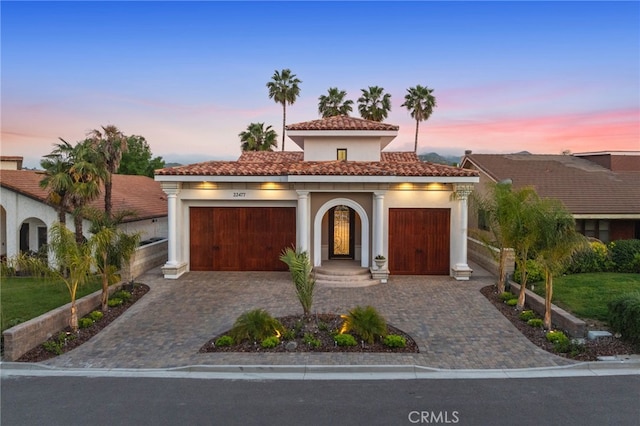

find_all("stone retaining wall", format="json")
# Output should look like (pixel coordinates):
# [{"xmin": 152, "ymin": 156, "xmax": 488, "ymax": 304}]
[
  {"xmin": 121, "ymin": 239, "xmax": 167, "ymax": 282},
  {"xmin": 508, "ymin": 281, "xmax": 586, "ymax": 338},
  {"xmin": 2, "ymin": 284, "xmax": 123, "ymax": 361},
  {"xmin": 467, "ymin": 237, "xmax": 515, "ymax": 277}
]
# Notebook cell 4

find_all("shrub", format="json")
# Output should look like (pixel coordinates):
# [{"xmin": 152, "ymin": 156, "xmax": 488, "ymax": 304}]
[
  {"xmin": 42, "ymin": 340, "xmax": 63, "ymax": 355},
  {"xmin": 514, "ymin": 259, "xmax": 544, "ymax": 284},
  {"xmin": 78, "ymin": 318, "xmax": 94, "ymax": 329},
  {"xmin": 281, "ymin": 328, "xmax": 296, "ymax": 341},
  {"xmin": 229, "ymin": 309, "xmax": 284, "ymax": 343},
  {"xmin": 280, "ymin": 248, "xmax": 315, "ymax": 317},
  {"xmin": 332, "ymin": 333, "xmax": 356, "ymax": 346},
  {"xmin": 214, "ymin": 335, "xmax": 234, "ymax": 347},
  {"xmin": 545, "ymin": 330, "xmax": 568, "ymax": 344},
  {"xmin": 527, "ymin": 319, "xmax": 544, "ymax": 328},
  {"xmin": 107, "ymin": 298, "xmax": 123, "ymax": 307},
  {"xmin": 519, "ymin": 310, "xmax": 536, "ymax": 322},
  {"xmin": 566, "ymin": 241, "xmax": 611, "ymax": 274},
  {"xmin": 608, "ymin": 292, "xmax": 640, "ymax": 345},
  {"xmin": 383, "ymin": 334, "xmax": 407, "ymax": 348},
  {"xmin": 317, "ymin": 321, "xmax": 329, "ymax": 332},
  {"xmin": 113, "ymin": 290, "xmax": 132, "ymax": 303},
  {"xmin": 89, "ymin": 311, "xmax": 104, "ymax": 322},
  {"xmin": 261, "ymin": 336, "xmax": 280, "ymax": 348},
  {"xmin": 546, "ymin": 330, "xmax": 573, "ymax": 352},
  {"xmin": 609, "ymin": 240, "xmax": 640, "ymax": 273},
  {"xmin": 498, "ymin": 292, "xmax": 515, "ymax": 301},
  {"xmin": 303, "ymin": 332, "xmax": 321, "ymax": 348},
  {"xmin": 343, "ymin": 305, "xmax": 388, "ymax": 344},
  {"xmin": 505, "ymin": 299, "xmax": 518, "ymax": 306}
]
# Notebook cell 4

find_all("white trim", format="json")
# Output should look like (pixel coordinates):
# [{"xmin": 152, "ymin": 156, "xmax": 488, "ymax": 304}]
[
  {"xmin": 573, "ymin": 214, "xmax": 640, "ymax": 219},
  {"xmin": 155, "ymin": 175, "xmax": 478, "ymax": 184},
  {"xmin": 313, "ymin": 198, "xmax": 369, "ymax": 268}
]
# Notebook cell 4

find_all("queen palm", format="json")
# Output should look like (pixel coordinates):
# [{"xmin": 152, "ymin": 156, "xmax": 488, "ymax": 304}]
[
  {"xmin": 239, "ymin": 122, "xmax": 278, "ymax": 151},
  {"xmin": 534, "ymin": 199, "xmax": 587, "ymax": 329},
  {"xmin": 67, "ymin": 141, "xmax": 102, "ymax": 243},
  {"xmin": 87, "ymin": 125, "xmax": 128, "ymax": 219},
  {"xmin": 357, "ymin": 86, "xmax": 391, "ymax": 122},
  {"xmin": 401, "ymin": 85, "xmax": 437, "ymax": 153},
  {"xmin": 318, "ymin": 87, "xmax": 354, "ymax": 118},
  {"xmin": 266, "ymin": 68, "xmax": 301, "ymax": 151}
]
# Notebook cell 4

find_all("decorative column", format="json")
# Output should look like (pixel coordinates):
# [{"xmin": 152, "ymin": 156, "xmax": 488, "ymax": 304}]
[
  {"xmin": 373, "ymin": 192, "xmax": 385, "ymax": 258},
  {"xmin": 161, "ymin": 182, "xmax": 187, "ymax": 279},
  {"xmin": 297, "ymin": 191, "xmax": 309, "ymax": 254},
  {"xmin": 452, "ymin": 184, "xmax": 474, "ymax": 280}
]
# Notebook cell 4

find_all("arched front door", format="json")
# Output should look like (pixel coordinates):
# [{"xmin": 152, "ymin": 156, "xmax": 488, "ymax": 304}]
[{"xmin": 328, "ymin": 205, "xmax": 355, "ymax": 259}]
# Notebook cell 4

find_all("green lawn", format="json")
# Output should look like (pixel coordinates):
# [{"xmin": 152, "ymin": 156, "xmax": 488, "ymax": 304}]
[
  {"xmin": 1, "ymin": 276, "xmax": 102, "ymax": 332},
  {"xmin": 531, "ymin": 273, "xmax": 640, "ymax": 322}
]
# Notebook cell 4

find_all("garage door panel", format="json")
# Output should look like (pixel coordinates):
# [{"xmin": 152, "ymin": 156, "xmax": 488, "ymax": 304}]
[
  {"xmin": 389, "ymin": 208, "xmax": 450, "ymax": 275},
  {"xmin": 190, "ymin": 207, "xmax": 295, "ymax": 271}
]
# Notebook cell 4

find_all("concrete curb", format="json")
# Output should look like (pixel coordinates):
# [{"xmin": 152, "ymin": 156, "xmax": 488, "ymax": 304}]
[{"xmin": 2, "ymin": 360, "xmax": 639, "ymax": 380}]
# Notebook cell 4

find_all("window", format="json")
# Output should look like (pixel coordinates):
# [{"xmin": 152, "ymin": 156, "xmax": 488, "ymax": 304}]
[
  {"xmin": 576, "ymin": 219, "xmax": 610, "ymax": 243},
  {"xmin": 337, "ymin": 149, "xmax": 347, "ymax": 161}
]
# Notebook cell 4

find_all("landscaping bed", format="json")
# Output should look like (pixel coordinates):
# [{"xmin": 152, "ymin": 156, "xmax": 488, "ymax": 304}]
[
  {"xmin": 14, "ymin": 284, "xmax": 149, "ymax": 363},
  {"xmin": 481, "ymin": 285, "xmax": 638, "ymax": 361},
  {"xmin": 200, "ymin": 313, "xmax": 419, "ymax": 353}
]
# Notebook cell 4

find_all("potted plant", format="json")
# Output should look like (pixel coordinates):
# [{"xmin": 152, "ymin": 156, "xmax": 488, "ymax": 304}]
[{"xmin": 374, "ymin": 254, "xmax": 386, "ymax": 270}]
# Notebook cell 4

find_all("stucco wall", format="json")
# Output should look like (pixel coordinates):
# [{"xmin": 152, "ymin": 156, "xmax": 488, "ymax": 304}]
[{"xmin": 303, "ymin": 137, "xmax": 382, "ymax": 161}]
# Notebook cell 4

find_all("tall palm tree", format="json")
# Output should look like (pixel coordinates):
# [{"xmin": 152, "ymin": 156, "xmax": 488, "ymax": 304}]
[
  {"xmin": 357, "ymin": 86, "xmax": 391, "ymax": 122},
  {"xmin": 87, "ymin": 125, "xmax": 127, "ymax": 219},
  {"xmin": 39, "ymin": 140, "xmax": 75, "ymax": 225},
  {"xmin": 534, "ymin": 199, "xmax": 587, "ymax": 329},
  {"xmin": 401, "ymin": 85, "xmax": 437, "ymax": 153},
  {"xmin": 239, "ymin": 122, "xmax": 278, "ymax": 151},
  {"xmin": 266, "ymin": 68, "xmax": 301, "ymax": 151},
  {"xmin": 318, "ymin": 87, "xmax": 354, "ymax": 118}
]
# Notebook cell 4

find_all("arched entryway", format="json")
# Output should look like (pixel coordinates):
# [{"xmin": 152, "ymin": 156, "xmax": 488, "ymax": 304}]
[
  {"xmin": 18, "ymin": 217, "xmax": 48, "ymax": 255},
  {"xmin": 313, "ymin": 198, "xmax": 369, "ymax": 268}
]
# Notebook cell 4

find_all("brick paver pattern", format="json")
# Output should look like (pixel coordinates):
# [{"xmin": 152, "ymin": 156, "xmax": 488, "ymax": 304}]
[{"xmin": 45, "ymin": 263, "xmax": 574, "ymax": 370}]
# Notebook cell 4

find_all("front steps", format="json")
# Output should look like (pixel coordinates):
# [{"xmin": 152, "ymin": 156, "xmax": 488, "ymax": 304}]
[{"xmin": 314, "ymin": 262, "xmax": 381, "ymax": 288}]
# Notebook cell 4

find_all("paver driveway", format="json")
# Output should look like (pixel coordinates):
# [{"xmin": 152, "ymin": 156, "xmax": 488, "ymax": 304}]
[{"xmin": 45, "ymin": 263, "xmax": 573, "ymax": 370}]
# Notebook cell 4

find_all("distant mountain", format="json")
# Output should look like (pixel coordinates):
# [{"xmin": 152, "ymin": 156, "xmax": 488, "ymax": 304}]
[
  {"xmin": 164, "ymin": 162, "xmax": 183, "ymax": 168},
  {"xmin": 418, "ymin": 152, "xmax": 461, "ymax": 166}
]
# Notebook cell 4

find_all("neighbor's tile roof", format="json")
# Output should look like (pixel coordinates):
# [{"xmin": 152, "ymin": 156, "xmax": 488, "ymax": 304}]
[
  {"xmin": 463, "ymin": 154, "xmax": 640, "ymax": 215},
  {"xmin": 286, "ymin": 115, "xmax": 399, "ymax": 131},
  {"xmin": 156, "ymin": 151, "xmax": 477, "ymax": 178},
  {"xmin": 0, "ymin": 170, "xmax": 167, "ymax": 220}
]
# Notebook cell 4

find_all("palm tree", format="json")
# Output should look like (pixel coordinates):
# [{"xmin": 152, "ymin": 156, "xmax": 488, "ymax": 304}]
[
  {"xmin": 401, "ymin": 85, "xmax": 437, "ymax": 153},
  {"xmin": 87, "ymin": 125, "xmax": 128, "ymax": 219},
  {"xmin": 239, "ymin": 122, "xmax": 278, "ymax": 151},
  {"xmin": 266, "ymin": 68, "xmax": 301, "ymax": 151},
  {"xmin": 91, "ymin": 212, "xmax": 141, "ymax": 312},
  {"xmin": 357, "ymin": 86, "xmax": 391, "ymax": 122},
  {"xmin": 67, "ymin": 140, "xmax": 102, "ymax": 243},
  {"xmin": 318, "ymin": 87, "xmax": 354, "ymax": 118},
  {"xmin": 39, "ymin": 140, "xmax": 75, "ymax": 225},
  {"xmin": 534, "ymin": 199, "xmax": 587, "ymax": 329}
]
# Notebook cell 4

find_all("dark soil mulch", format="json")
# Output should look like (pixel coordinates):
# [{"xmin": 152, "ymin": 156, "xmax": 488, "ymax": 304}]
[
  {"xmin": 14, "ymin": 284, "xmax": 150, "ymax": 363},
  {"xmin": 200, "ymin": 313, "xmax": 419, "ymax": 353},
  {"xmin": 480, "ymin": 285, "xmax": 638, "ymax": 361}
]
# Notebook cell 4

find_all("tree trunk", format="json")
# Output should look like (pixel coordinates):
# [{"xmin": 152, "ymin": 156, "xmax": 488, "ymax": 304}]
[
  {"xmin": 104, "ymin": 176, "xmax": 113, "ymax": 219},
  {"xmin": 70, "ymin": 301, "xmax": 78, "ymax": 332},
  {"xmin": 517, "ymin": 261, "xmax": 528, "ymax": 311},
  {"xmin": 497, "ymin": 248, "xmax": 506, "ymax": 294},
  {"xmin": 101, "ymin": 253, "xmax": 109, "ymax": 312},
  {"xmin": 281, "ymin": 103, "xmax": 286, "ymax": 151},
  {"xmin": 74, "ymin": 212, "xmax": 84, "ymax": 244},
  {"xmin": 58, "ymin": 205, "xmax": 66, "ymax": 226},
  {"xmin": 544, "ymin": 270, "xmax": 553, "ymax": 330},
  {"xmin": 414, "ymin": 119, "xmax": 419, "ymax": 153}
]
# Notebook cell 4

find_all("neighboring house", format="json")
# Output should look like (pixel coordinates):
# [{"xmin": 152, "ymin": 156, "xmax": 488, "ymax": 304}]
[
  {"xmin": 460, "ymin": 151, "xmax": 640, "ymax": 243},
  {"xmin": 155, "ymin": 116, "xmax": 479, "ymax": 280},
  {"xmin": 0, "ymin": 156, "xmax": 168, "ymax": 260}
]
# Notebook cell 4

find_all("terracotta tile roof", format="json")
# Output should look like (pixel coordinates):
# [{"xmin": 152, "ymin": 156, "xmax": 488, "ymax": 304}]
[
  {"xmin": 156, "ymin": 151, "xmax": 478, "ymax": 178},
  {"xmin": 0, "ymin": 170, "xmax": 167, "ymax": 221},
  {"xmin": 462, "ymin": 154, "xmax": 640, "ymax": 215},
  {"xmin": 286, "ymin": 115, "xmax": 399, "ymax": 131}
]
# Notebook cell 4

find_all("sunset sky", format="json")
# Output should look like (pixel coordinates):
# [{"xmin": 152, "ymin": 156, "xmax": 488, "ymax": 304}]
[{"xmin": 2, "ymin": 1, "xmax": 639, "ymax": 169}]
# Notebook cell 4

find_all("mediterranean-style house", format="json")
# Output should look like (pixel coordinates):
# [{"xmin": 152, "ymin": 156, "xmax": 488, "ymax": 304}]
[
  {"xmin": 0, "ymin": 156, "xmax": 168, "ymax": 260},
  {"xmin": 154, "ymin": 116, "xmax": 480, "ymax": 280},
  {"xmin": 460, "ymin": 151, "xmax": 640, "ymax": 243}
]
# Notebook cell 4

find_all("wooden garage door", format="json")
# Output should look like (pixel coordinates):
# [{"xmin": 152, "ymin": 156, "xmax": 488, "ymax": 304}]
[
  {"xmin": 190, "ymin": 207, "xmax": 296, "ymax": 271},
  {"xmin": 388, "ymin": 208, "xmax": 450, "ymax": 275}
]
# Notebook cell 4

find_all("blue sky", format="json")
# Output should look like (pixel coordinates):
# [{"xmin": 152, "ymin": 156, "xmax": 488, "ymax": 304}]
[{"xmin": 2, "ymin": 1, "xmax": 638, "ymax": 168}]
